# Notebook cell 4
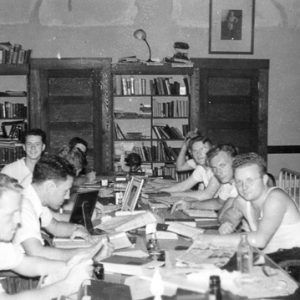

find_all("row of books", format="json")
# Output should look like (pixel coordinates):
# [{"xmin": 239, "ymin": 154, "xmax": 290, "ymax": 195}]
[
  {"xmin": 152, "ymin": 125, "xmax": 184, "ymax": 140},
  {"xmin": 115, "ymin": 77, "xmax": 147, "ymax": 96},
  {"xmin": 0, "ymin": 141, "xmax": 23, "ymax": 164},
  {"xmin": 0, "ymin": 42, "xmax": 31, "ymax": 64},
  {"xmin": 115, "ymin": 76, "xmax": 189, "ymax": 96},
  {"xmin": 151, "ymin": 77, "xmax": 189, "ymax": 96},
  {"xmin": 132, "ymin": 141, "xmax": 180, "ymax": 162},
  {"xmin": 0, "ymin": 102, "xmax": 27, "ymax": 119},
  {"xmin": 153, "ymin": 100, "xmax": 189, "ymax": 118}
]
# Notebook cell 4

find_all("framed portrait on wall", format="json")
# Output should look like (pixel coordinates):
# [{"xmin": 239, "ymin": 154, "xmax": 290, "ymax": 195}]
[{"xmin": 209, "ymin": 0, "xmax": 255, "ymax": 54}]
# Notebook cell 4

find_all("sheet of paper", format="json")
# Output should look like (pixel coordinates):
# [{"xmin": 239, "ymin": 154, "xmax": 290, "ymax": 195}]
[
  {"xmin": 96, "ymin": 211, "xmax": 157, "ymax": 233},
  {"xmin": 183, "ymin": 209, "xmax": 218, "ymax": 219},
  {"xmin": 167, "ymin": 222, "xmax": 204, "ymax": 238}
]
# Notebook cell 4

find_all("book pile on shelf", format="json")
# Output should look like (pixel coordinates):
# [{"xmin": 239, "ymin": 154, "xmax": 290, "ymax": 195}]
[
  {"xmin": 153, "ymin": 100, "xmax": 188, "ymax": 117},
  {"xmin": 150, "ymin": 77, "xmax": 189, "ymax": 96},
  {"xmin": 164, "ymin": 42, "xmax": 194, "ymax": 68},
  {"xmin": 152, "ymin": 124, "xmax": 186, "ymax": 140},
  {"xmin": 115, "ymin": 76, "xmax": 147, "ymax": 96},
  {"xmin": 1, "ymin": 121, "xmax": 27, "ymax": 140},
  {"xmin": 125, "ymin": 132, "xmax": 144, "ymax": 140},
  {"xmin": 0, "ymin": 140, "xmax": 23, "ymax": 165},
  {"xmin": 132, "ymin": 142, "xmax": 179, "ymax": 163},
  {"xmin": 0, "ymin": 42, "xmax": 31, "ymax": 64},
  {"xmin": 0, "ymin": 101, "xmax": 27, "ymax": 119}
]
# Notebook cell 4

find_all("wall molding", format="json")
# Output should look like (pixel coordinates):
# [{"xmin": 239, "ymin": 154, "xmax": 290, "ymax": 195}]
[{"xmin": 268, "ymin": 145, "xmax": 300, "ymax": 154}]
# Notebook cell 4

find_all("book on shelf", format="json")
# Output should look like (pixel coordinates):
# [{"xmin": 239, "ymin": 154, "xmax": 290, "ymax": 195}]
[
  {"xmin": 118, "ymin": 76, "xmax": 147, "ymax": 96},
  {"xmin": 0, "ymin": 42, "xmax": 31, "ymax": 64},
  {"xmin": 113, "ymin": 122, "xmax": 125, "ymax": 140}
]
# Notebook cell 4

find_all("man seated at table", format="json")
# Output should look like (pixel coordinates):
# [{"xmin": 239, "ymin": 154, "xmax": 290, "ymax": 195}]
[
  {"xmin": 171, "ymin": 144, "xmax": 238, "ymax": 213},
  {"xmin": 195, "ymin": 152, "xmax": 300, "ymax": 254},
  {"xmin": 0, "ymin": 173, "xmax": 104, "ymax": 299},
  {"xmin": 160, "ymin": 135, "xmax": 220, "ymax": 202},
  {"xmin": 1, "ymin": 128, "xmax": 46, "ymax": 188},
  {"xmin": 14, "ymin": 154, "xmax": 106, "ymax": 261}
]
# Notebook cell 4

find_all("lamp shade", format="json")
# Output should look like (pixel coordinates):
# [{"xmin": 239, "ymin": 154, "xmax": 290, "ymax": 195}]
[{"xmin": 133, "ymin": 29, "xmax": 147, "ymax": 41}]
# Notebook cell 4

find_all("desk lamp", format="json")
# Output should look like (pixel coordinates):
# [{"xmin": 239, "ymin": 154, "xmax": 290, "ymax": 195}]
[{"xmin": 133, "ymin": 29, "xmax": 153, "ymax": 62}]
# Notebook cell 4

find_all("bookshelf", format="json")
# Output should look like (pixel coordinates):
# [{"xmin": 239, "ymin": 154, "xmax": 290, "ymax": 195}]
[
  {"xmin": 112, "ymin": 63, "xmax": 193, "ymax": 178},
  {"xmin": 0, "ymin": 65, "xmax": 29, "ymax": 166}
]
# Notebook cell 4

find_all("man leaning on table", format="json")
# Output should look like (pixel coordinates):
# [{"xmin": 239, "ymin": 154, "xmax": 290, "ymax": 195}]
[
  {"xmin": 0, "ymin": 173, "xmax": 105, "ymax": 300},
  {"xmin": 195, "ymin": 152, "xmax": 300, "ymax": 255},
  {"xmin": 13, "ymin": 154, "xmax": 111, "ymax": 261}
]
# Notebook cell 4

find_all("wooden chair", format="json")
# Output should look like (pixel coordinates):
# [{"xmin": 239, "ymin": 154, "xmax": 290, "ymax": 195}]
[{"xmin": 278, "ymin": 168, "xmax": 300, "ymax": 209}]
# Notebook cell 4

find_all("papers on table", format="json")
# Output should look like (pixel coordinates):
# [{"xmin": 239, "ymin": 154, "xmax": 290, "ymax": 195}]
[
  {"xmin": 167, "ymin": 222, "xmax": 204, "ymax": 239},
  {"xmin": 177, "ymin": 241, "xmax": 236, "ymax": 268},
  {"xmin": 95, "ymin": 211, "xmax": 157, "ymax": 233},
  {"xmin": 183, "ymin": 209, "xmax": 218, "ymax": 219}
]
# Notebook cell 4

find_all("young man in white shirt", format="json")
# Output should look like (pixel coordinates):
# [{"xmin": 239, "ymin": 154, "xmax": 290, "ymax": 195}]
[
  {"xmin": 0, "ymin": 173, "xmax": 103, "ymax": 299},
  {"xmin": 14, "ymin": 154, "xmax": 108, "ymax": 261},
  {"xmin": 1, "ymin": 128, "xmax": 46, "ymax": 187},
  {"xmin": 171, "ymin": 144, "xmax": 238, "ymax": 213}
]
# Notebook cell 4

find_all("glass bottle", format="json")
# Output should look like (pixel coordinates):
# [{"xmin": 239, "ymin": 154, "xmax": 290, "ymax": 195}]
[
  {"xmin": 208, "ymin": 275, "xmax": 222, "ymax": 300},
  {"xmin": 237, "ymin": 233, "xmax": 253, "ymax": 273}
]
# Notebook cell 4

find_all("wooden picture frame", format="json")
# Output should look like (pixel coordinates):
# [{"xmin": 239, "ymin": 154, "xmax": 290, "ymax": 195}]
[
  {"xmin": 209, "ymin": 0, "xmax": 255, "ymax": 54},
  {"xmin": 122, "ymin": 177, "xmax": 144, "ymax": 211}
]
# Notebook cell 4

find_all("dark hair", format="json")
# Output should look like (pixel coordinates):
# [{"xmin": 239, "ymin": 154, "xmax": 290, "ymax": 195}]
[
  {"xmin": 206, "ymin": 143, "xmax": 238, "ymax": 165},
  {"xmin": 59, "ymin": 147, "xmax": 87, "ymax": 175},
  {"xmin": 125, "ymin": 153, "xmax": 142, "ymax": 167},
  {"xmin": 188, "ymin": 135, "xmax": 213, "ymax": 151},
  {"xmin": 32, "ymin": 154, "xmax": 76, "ymax": 184},
  {"xmin": 69, "ymin": 137, "xmax": 88, "ymax": 152},
  {"xmin": 232, "ymin": 152, "xmax": 267, "ymax": 176},
  {"xmin": 23, "ymin": 128, "xmax": 47, "ymax": 145}
]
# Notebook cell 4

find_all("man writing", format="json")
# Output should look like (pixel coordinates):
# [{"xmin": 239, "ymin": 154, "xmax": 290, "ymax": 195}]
[
  {"xmin": 14, "ymin": 154, "xmax": 109, "ymax": 261},
  {"xmin": 0, "ymin": 173, "xmax": 106, "ymax": 299}
]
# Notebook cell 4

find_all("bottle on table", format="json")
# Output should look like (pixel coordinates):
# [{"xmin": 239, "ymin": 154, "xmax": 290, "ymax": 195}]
[
  {"xmin": 237, "ymin": 232, "xmax": 253, "ymax": 273},
  {"xmin": 208, "ymin": 275, "xmax": 222, "ymax": 300}
]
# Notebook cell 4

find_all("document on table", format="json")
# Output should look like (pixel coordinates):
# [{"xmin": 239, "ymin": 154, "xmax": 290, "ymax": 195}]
[
  {"xmin": 167, "ymin": 222, "xmax": 204, "ymax": 239},
  {"xmin": 183, "ymin": 209, "xmax": 218, "ymax": 219}
]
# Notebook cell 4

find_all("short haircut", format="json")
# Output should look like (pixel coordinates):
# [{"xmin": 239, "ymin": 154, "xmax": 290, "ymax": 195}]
[
  {"xmin": 232, "ymin": 152, "xmax": 267, "ymax": 175},
  {"xmin": 125, "ymin": 153, "xmax": 142, "ymax": 167},
  {"xmin": 59, "ymin": 147, "xmax": 87, "ymax": 173},
  {"xmin": 69, "ymin": 137, "xmax": 88, "ymax": 151},
  {"xmin": 188, "ymin": 135, "xmax": 213, "ymax": 151},
  {"xmin": 0, "ymin": 174, "xmax": 23, "ymax": 200},
  {"xmin": 23, "ymin": 128, "xmax": 47, "ymax": 144},
  {"xmin": 206, "ymin": 143, "xmax": 238, "ymax": 165},
  {"xmin": 32, "ymin": 154, "xmax": 76, "ymax": 185}
]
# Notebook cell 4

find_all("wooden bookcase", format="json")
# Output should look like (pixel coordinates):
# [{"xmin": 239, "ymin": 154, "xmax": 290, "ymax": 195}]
[
  {"xmin": 112, "ymin": 63, "xmax": 194, "ymax": 177},
  {"xmin": 29, "ymin": 58, "xmax": 113, "ymax": 174},
  {"xmin": 0, "ymin": 64, "xmax": 29, "ymax": 166}
]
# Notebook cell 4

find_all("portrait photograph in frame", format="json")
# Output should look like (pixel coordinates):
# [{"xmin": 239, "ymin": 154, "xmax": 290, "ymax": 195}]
[
  {"xmin": 209, "ymin": 0, "xmax": 255, "ymax": 54},
  {"xmin": 122, "ymin": 176, "xmax": 144, "ymax": 212}
]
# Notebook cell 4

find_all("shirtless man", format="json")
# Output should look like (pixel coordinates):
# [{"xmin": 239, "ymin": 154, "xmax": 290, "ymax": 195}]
[{"xmin": 195, "ymin": 153, "xmax": 300, "ymax": 254}]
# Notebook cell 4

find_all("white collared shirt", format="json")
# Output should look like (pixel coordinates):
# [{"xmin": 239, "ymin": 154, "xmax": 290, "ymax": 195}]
[
  {"xmin": 14, "ymin": 184, "xmax": 53, "ymax": 245},
  {"xmin": 215, "ymin": 181, "xmax": 238, "ymax": 201},
  {"xmin": 1, "ymin": 157, "xmax": 32, "ymax": 187}
]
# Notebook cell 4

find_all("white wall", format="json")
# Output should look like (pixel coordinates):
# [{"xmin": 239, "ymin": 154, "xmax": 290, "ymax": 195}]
[{"xmin": 0, "ymin": 0, "xmax": 299, "ymax": 177}]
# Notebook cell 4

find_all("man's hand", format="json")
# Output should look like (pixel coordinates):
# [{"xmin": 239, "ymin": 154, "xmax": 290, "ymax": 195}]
[
  {"xmin": 70, "ymin": 224, "xmax": 93, "ymax": 242},
  {"xmin": 171, "ymin": 200, "xmax": 190, "ymax": 214},
  {"xmin": 218, "ymin": 221, "xmax": 235, "ymax": 235}
]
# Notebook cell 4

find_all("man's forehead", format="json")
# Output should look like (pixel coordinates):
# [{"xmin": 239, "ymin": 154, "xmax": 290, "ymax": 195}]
[
  {"xmin": 235, "ymin": 163, "xmax": 260, "ymax": 176},
  {"xmin": 211, "ymin": 151, "xmax": 231, "ymax": 164},
  {"xmin": 26, "ymin": 135, "xmax": 43, "ymax": 142}
]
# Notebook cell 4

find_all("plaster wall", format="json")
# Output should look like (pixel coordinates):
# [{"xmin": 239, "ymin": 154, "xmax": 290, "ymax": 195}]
[{"xmin": 0, "ymin": 0, "xmax": 299, "ymax": 176}]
